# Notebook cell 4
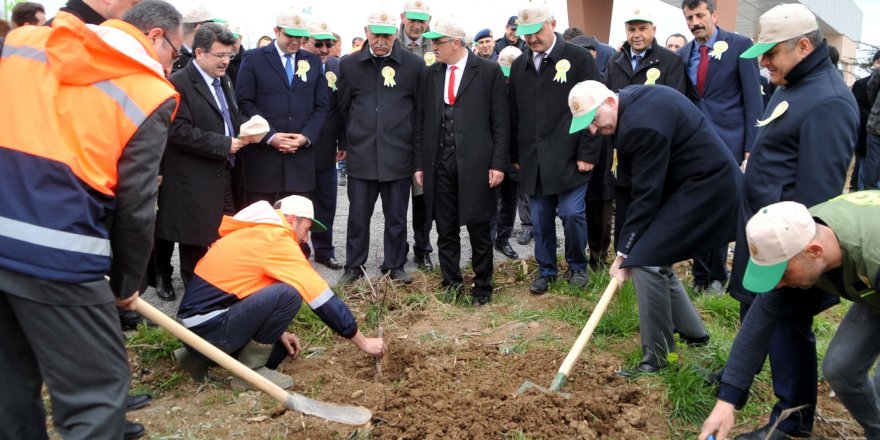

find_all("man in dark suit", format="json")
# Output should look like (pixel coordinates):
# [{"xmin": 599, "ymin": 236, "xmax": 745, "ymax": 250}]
[
  {"xmin": 302, "ymin": 22, "xmax": 344, "ymax": 271},
  {"xmin": 235, "ymin": 8, "xmax": 329, "ymax": 207},
  {"xmin": 336, "ymin": 8, "xmax": 424, "ymax": 285},
  {"xmin": 678, "ymin": 0, "xmax": 763, "ymax": 295},
  {"xmin": 414, "ymin": 17, "xmax": 509, "ymax": 305},
  {"xmin": 568, "ymin": 81, "xmax": 739, "ymax": 376},
  {"xmin": 157, "ymin": 23, "xmax": 247, "ymax": 288},
  {"xmin": 508, "ymin": 3, "xmax": 601, "ymax": 294}
]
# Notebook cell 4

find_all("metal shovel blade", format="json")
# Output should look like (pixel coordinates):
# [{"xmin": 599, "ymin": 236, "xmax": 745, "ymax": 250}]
[
  {"xmin": 286, "ymin": 393, "xmax": 373, "ymax": 425},
  {"xmin": 516, "ymin": 379, "xmax": 572, "ymax": 399}
]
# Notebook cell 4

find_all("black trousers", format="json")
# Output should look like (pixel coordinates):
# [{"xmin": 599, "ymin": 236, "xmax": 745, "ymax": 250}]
[
  {"xmin": 692, "ymin": 246, "xmax": 729, "ymax": 284},
  {"xmin": 411, "ymin": 192, "xmax": 433, "ymax": 255},
  {"xmin": 586, "ymin": 199, "xmax": 612, "ymax": 264},
  {"xmin": 491, "ymin": 166, "xmax": 518, "ymax": 244},
  {"xmin": 310, "ymin": 167, "xmax": 338, "ymax": 260},
  {"xmin": 345, "ymin": 176, "xmax": 410, "ymax": 271},
  {"xmin": 433, "ymin": 147, "xmax": 493, "ymax": 296}
]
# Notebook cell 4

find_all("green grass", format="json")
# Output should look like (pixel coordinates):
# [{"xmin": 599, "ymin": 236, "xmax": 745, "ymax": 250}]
[
  {"xmin": 125, "ymin": 323, "xmax": 181, "ymax": 362},
  {"xmin": 290, "ymin": 305, "xmax": 333, "ymax": 348}
]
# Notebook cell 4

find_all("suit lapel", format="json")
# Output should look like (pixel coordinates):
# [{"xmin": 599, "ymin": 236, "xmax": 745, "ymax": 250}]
[
  {"xmin": 433, "ymin": 63, "xmax": 445, "ymax": 111},
  {"xmin": 188, "ymin": 63, "xmax": 222, "ymax": 116},
  {"xmin": 703, "ymin": 28, "xmax": 726, "ymax": 93},
  {"xmin": 456, "ymin": 53, "xmax": 478, "ymax": 98},
  {"xmin": 263, "ymin": 43, "xmax": 290, "ymax": 88}
]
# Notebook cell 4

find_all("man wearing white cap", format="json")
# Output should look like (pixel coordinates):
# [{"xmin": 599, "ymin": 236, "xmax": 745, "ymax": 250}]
[
  {"xmin": 399, "ymin": 0, "xmax": 432, "ymax": 57},
  {"xmin": 414, "ymin": 16, "xmax": 509, "ymax": 305},
  {"xmin": 700, "ymin": 192, "xmax": 880, "ymax": 440},
  {"xmin": 719, "ymin": 4, "xmax": 859, "ymax": 439},
  {"xmin": 175, "ymin": 196, "xmax": 387, "ymax": 389},
  {"xmin": 336, "ymin": 7, "xmax": 424, "ymax": 285},
  {"xmin": 508, "ymin": 2, "xmax": 601, "ymax": 294},
  {"xmin": 567, "ymin": 80, "xmax": 739, "ymax": 376},
  {"xmin": 235, "ymin": 7, "xmax": 329, "ymax": 218},
  {"xmin": 171, "ymin": 3, "xmax": 216, "ymax": 73}
]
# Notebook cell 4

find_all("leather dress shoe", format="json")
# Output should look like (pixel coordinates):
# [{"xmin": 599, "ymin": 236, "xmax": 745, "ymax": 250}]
[
  {"xmin": 155, "ymin": 272, "xmax": 176, "ymax": 301},
  {"xmin": 568, "ymin": 270, "xmax": 589, "ymax": 288},
  {"xmin": 529, "ymin": 276, "xmax": 555, "ymax": 295},
  {"xmin": 124, "ymin": 420, "xmax": 146, "ymax": 439},
  {"xmin": 337, "ymin": 268, "xmax": 364, "ymax": 285},
  {"xmin": 517, "ymin": 228, "xmax": 533, "ymax": 245},
  {"xmin": 413, "ymin": 253, "xmax": 434, "ymax": 271},
  {"xmin": 472, "ymin": 294, "xmax": 491, "ymax": 306},
  {"xmin": 315, "ymin": 257, "xmax": 343, "ymax": 270},
  {"xmin": 125, "ymin": 393, "xmax": 151, "ymax": 412},
  {"xmin": 119, "ymin": 309, "xmax": 145, "ymax": 331},
  {"xmin": 733, "ymin": 425, "xmax": 793, "ymax": 440},
  {"xmin": 389, "ymin": 269, "xmax": 413, "ymax": 284},
  {"xmin": 615, "ymin": 362, "xmax": 661, "ymax": 378},
  {"xmin": 494, "ymin": 241, "xmax": 519, "ymax": 260}
]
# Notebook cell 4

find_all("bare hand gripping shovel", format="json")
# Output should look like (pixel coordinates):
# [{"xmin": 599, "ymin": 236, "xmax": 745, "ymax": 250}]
[
  {"xmin": 517, "ymin": 278, "xmax": 620, "ymax": 398},
  {"xmin": 135, "ymin": 298, "xmax": 373, "ymax": 425}
]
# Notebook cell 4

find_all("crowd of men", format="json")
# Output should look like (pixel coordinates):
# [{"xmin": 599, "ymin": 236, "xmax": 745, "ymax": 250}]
[{"xmin": 2, "ymin": 0, "xmax": 880, "ymax": 439}]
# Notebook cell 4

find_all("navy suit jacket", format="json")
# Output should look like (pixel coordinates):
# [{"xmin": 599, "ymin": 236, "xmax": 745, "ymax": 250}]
[
  {"xmin": 236, "ymin": 42, "xmax": 329, "ymax": 193},
  {"xmin": 678, "ymin": 27, "xmax": 763, "ymax": 162}
]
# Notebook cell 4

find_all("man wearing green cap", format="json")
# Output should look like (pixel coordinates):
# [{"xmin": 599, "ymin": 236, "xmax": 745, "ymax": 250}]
[
  {"xmin": 700, "ymin": 192, "xmax": 880, "ymax": 440},
  {"xmin": 508, "ymin": 3, "xmax": 601, "ymax": 294},
  {"xmin": 567, "ymin": 80, "xmax": 739, "ymax": 376},
  {"xmin": 710, "ymin": 4, "xmax": 859, "ymax": 439}
]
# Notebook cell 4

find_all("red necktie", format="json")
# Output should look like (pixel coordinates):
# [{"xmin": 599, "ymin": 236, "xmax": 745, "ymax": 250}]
[
  {"xmin": 696, "ymin": 45, "xmax": 709, "ymax": 95},
  {"xmin": 448, "ymin": 65, "xmax": 457, "ymax": 105}
]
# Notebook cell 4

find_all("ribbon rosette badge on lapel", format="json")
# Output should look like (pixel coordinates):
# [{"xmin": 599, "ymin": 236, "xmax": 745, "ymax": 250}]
[
  {"xmin": 296, "ymin": 60, "xmax": 310, "ymax": 81},
  {"xmin": 382, "ymin": 66, "xmax": 396, "ymax": 87},
  {"xmin": 554, "ymin": 59, "xmax": 570, "ymax": 83},
  {"xmin": 709, "ymin": 41, "xmax": 728, "ymax": 60},
  {"xmin": 645, "ymin": 68, "xmax": 660, "ymax": 85},
  {"xmin": 325, "ymin": 71, "xmax": 337, "ymax": 91},
  {"xmin": 756, "ymin": 101, "xmax": 788, "ymax": 127},
  {"xmin": 424, "ymin": 52, "xmax": 436, "ymax": 66}
]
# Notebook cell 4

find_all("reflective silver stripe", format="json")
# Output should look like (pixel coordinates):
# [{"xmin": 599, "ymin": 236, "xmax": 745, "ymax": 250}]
[
  {"xmin": 308, "ymin": 288, "xmax": 334, "ymax": 309},
  {"xmin": 93, "ymin": 80, "xmax": 148, "ymax": 127},
  {"xmin": 180, "ymin": 309, "xmax": 228, "ymax": 328},
  {"xmin": 0, "ymin": 216, "xmax": 111, "ymax": 256},
  {"xmin": 0, "ymin": 44, "xmax": 48, "ymax": 63}
]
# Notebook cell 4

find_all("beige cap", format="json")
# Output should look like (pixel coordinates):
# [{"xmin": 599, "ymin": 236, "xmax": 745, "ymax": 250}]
[
  {"xmin": 367, "ymin": 7, "xmax": 398, "ymax": 35},
  {"xmin": 276, "ymin": 7, "xmax": 310, "ymax": 37},
  {"xmin": 239, "ymin": 115, "xmax": 270, "ymax": 138},
  {"xmin": 498, "ymin": 46, "xmax": 522, "ymax": 77},
  {"xmin": 308, "ymin": 21, "xmax": 335, "ymax": 40},
  {"xmin": 567, "ymin": 80, "xmax": 615, "ymax": 134},
  {"xmin": 624, "ymin": 4, "xmax": 654, "ymax": 23},
  {"xmin": 422, "ymin": 16, "xmax": 466, "ymax": 41},
  {"xmin": 515, "ymin": 3, "xmax": 552, "ymax": 36},
  {"xmin": 275, "ymin": 196, "xmax": 327, "ymax": 232},
  {"xmin": 181, "ymin": 3, "xmax": 214, "ymax": 24},
  {"xmin": 403, "ymin": 0, "xmax": 431, "ymax": 21},
  {"xmin": 743, "ymin": 201, "xmax": 816, "ymax": 293},
  {"xmin": 740, "ymin": 3, "xmax": 818, "ymax": 59},
  {"xmin": 227, "ymin": 22, "xmax": 242, "ymax": 39}
]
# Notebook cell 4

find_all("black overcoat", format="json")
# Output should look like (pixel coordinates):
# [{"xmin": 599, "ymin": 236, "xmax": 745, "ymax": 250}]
[
  {"xmin": 415, "ymin": 52, "xmax": 510, "ymax": 225},
  {"xmin": 314, "ymin": 56, "xmax": 342, "ymax": 171}
]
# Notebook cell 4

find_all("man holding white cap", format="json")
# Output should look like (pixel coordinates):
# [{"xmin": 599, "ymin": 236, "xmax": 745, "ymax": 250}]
[
  {"xmin": 720, "ymin": 4, "xmax": 858, "ymax": 438},
  {"xmin": 414, "ymin": 16, "xmax": 509, "ymax": 305},
  {"xmin": 508, "ymin": 2, "xmax": 601, "ymax": 294},
  {"xmin": 567, "ymin": 80, "xmax": 739, "ymax": 376},
  {"xmin": 175, "ymin": 196, "xmax": 387, "ymax": 389},
  {"xmin": 700, "ymin": 192, "xmax": 880, "ymax": 440},
  {"xmin": 337, "ymin": 7, "xmax": 424, "ymax": 285}
]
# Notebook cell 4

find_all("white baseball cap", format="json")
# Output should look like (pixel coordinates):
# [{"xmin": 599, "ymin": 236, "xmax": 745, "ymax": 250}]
[
  {"xmin": 276, "ymin": 7, "xmax": 310, "ymax": 38},
  {"xmin": 367, "ymin": 7, "xmax": 399, "ymax": 35},
  {"xmin": 567, "ymin": 80, "xmax": 615, "ymax": 134},
  {"xmin": 743, "ymin": 201, "xmax": 816, "ymax": 293},
  {"xmin": 624, "ymin": 4, "xmax": 654, "ymax": 23},
  {"xmin": 181, "ymin": 3, "xmax": 214, "ymax": 24},
  {"xmin": 308, "ymin": 21, "xmax": 336, "ymax": 40},
  {"xmin": 515, "ymin": 3, "xmax": 552, "ymax": 36},
  {"xmin": 740, "ymin": 3, "xmax": 818, "ymax": 59},
  {"xmin": 402, "ymin": 0, "xmax": 431, "ymax": 21},
  {"xmin": 276, "ymin": 196, "xmax": 327, "ymax": 232},
  {"xmin": 498, "ymin": 46, "xmax": 522, "ymax": 77},
  {"xmin": 422, "ymin": 16, "xmax": 466, "ymax": 41}
]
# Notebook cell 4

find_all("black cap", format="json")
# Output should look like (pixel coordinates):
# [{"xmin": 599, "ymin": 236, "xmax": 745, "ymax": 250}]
[
  {"xmin": 570, "ymin": 35, "xmax": 596, "ymax": 50},
  {"xmin": 506, "ymin": 15, "xmax": 517, "ymax": 29}
]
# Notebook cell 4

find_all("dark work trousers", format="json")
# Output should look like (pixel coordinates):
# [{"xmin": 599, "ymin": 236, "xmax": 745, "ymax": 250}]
[
  {"xmin": 692, "ymin": 246, "xmax": 729, "ymax": 284},
  {"xmin": 345, "ymin": 176, "xmax": 410, "ymax": 271},
  {"xmin": 0, "ymin": 282, "xmax": 128, "ymax": 440},
  {"xmin": 246, "ymin": 190, "xmax": 311, "ymax": 260},
  {"xmin": 586, "ymin": 199, "xmax": 612, "ymax": 265},
  {"xmin": 740, "ymin": 301, "xmax": 816, "ymax": 436},
  {"xmin": 490, "ymin": 166, "xmax": 519, "ymax": 245},
  {"xmin": 433, "ymin": 147, "xmax": 493, "ymax": 297},
  {"xmin": 177, "ymin": 244, "xmax": 208, "ymax": 287},
  {"xmin": 411, "ymin": 192, "xmax": 433, "ymax": 256},
  {"xmin": 187, "ymin": 283, "xmax": 302, "ymax": 368},
  {"xmin": 517, "ymin": 184, "xmax": 532, "ymax": 231},
  {"xmin": 311, "ymin": 166, "xmax": 338, "ymax": 261}
]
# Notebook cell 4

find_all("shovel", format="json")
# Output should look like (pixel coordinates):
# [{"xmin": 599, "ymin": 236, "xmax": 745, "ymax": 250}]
[
  {"xmin": 517, "ymin": 278, "xmax": 620, "ymax": 398},
  {"xmin": 134, "ymin": 298, "xmax": 373, "ymax": 425}
]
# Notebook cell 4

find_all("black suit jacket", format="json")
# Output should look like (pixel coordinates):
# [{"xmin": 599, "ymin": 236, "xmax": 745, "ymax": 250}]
[
  {"xmin": 156, "ymin": 62, "xmax": 244, "ymax": 247},
  {"xmin": 314, "ymin": 56, "xmax": 342, "ymax": 171},
  {"xmin": 853, "ymin": 75, "xmax": 870, "ymax": 157},
  {"xmin": 415, "ymin": 52, "xmax": 510, "ymax": 225}
]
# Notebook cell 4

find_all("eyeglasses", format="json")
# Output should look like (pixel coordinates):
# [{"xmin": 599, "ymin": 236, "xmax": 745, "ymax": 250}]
[
  {"xmin": 206, "ymin": 51, "xmax": 236, "ymax": 60},
  {"xmin": 162, "ymin": 34, "xmax": 180, "ymax": 60},
  {"xmin": 313, "ymin": 40, "xmax": 335, "ymax": 49}
]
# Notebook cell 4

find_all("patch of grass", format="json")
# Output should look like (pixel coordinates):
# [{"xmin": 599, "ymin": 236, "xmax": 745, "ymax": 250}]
[
  {"xmin": 595, "ymin": 281, "xmax": 640, "ymax": 337},
  {"xmin": 290, "ymin": 306, "xmax": 332, "ymax": 348},
  {"xmin": 126, "ymin": 323, "xmax": 181, "ymax": 362},
  {"xmin": 693, "ymin": 294, "xmax": 741, "ymax": 329},
  {"xmin": 504, "ymin": 430, "xmax": 531, "ymax": 440}
]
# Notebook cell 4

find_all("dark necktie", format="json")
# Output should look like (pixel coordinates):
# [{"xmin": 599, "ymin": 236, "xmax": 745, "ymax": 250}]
[
  {"xmin": 697, "ymin": 45, "xmax": 709, "ymax": 95},
  {"xmin": 631, "ymin": 54, "xmax": 642, "ymax": 72},
  {"xmin": 212, "ymin": 77, "xmax": 236, "ymax": 166},
  {"xmin": 284, "ymin": 54, "xmax": 294, "ymax": 86}
]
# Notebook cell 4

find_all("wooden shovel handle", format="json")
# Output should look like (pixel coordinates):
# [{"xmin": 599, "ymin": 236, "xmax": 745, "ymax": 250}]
[
  {"xmin": 134, "ymin": 298, "xmax": 289, "ymax": 403},
  {"xmin": 557, "ymin": 278, "xmax": 620, "ymax": 376}
]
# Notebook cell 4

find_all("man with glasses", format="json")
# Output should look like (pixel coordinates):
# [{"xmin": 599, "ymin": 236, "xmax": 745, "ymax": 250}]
[
  {"xmin": 156, "ymin": 23, "xmax": 248, "ymax": 296},
  {"xmin": 235, "ymin": 7, "xmax": 329, "ymax": 221}
]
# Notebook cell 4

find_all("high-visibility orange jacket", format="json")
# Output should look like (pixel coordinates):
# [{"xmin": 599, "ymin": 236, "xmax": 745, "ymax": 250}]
[
  {"xmin": 178, "ymin": 201, "xmax": 358, "ymax": 338},
  {"xmin": 0, "ymin": 13, "xmax": 178, "ymax": 295}
]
